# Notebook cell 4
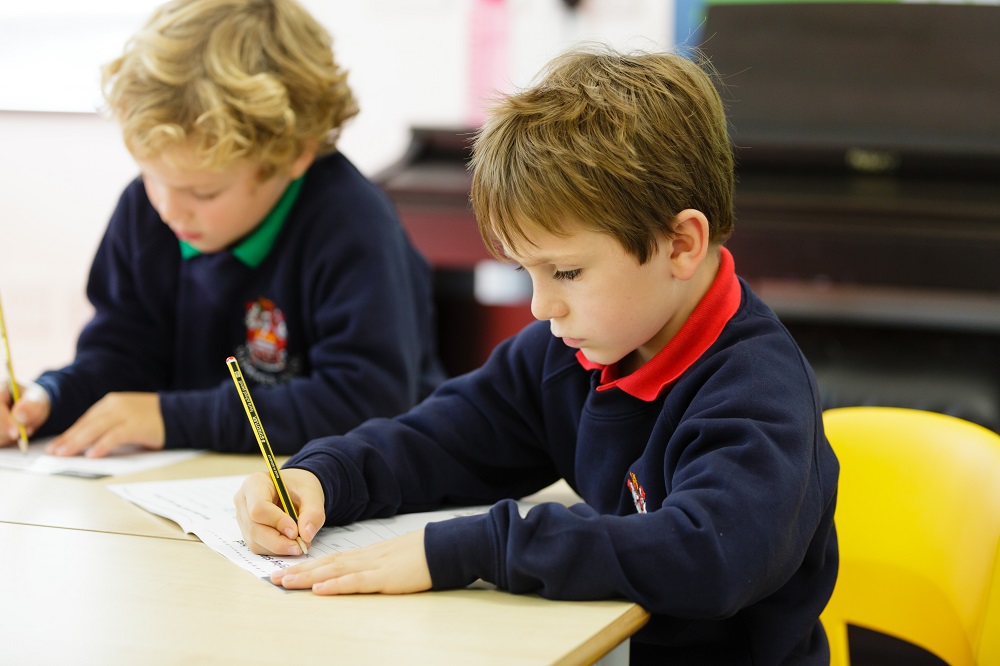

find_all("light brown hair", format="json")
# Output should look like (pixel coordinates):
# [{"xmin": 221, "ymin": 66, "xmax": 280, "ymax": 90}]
[
  {"xmin": 102, "ymin": 0, "xmax": 358, "ymax": 178},
  {"xmin": 470, "ymin": 45, "xmax": 734, "ymax": 263}
]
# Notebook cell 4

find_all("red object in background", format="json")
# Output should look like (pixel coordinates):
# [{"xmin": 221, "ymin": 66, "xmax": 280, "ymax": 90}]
[
  {"xmin": 477, "ymin": 303, "xmax": 536, "ymax": 363},
  {"xmin": 467, "ymin": 0, "xmax": 509, "ymax": 128},
  {"xmin": 434, "ymin": 296, "xmax": 535, "ymax": 378}
]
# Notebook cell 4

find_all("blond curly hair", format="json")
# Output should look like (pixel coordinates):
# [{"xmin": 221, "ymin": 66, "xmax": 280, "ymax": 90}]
[
  {"xmin": 102, "ymin": 0, "xmax": 358, "ymax": 179},
  {"xmin": 470, "ymin": 45, "xmax": 734, "ymax": 264}
]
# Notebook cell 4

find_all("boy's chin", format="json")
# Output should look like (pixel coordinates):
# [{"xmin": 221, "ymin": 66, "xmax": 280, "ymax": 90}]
[
  {"xmin": 179, "ymin": 238, "xmax": 226, "ymax": 255},
  {"xmin": 577, "ymin": 347, "xmax": 624, "ymax": 367}
]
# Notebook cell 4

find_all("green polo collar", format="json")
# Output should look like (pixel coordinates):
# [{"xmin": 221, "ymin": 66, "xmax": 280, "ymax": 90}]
[{"xmin": 179, "ymin": 175, "xmax": 305, "ymax": 268}]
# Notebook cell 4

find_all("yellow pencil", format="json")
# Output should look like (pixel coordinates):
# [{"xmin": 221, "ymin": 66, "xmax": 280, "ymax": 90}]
[
  {"xmin": 226, "ymin": 356, "xmax": 308, "ymax": 555},
  {"xmin": 0, "ymin": 291, "xmax": 29, "ymax": 453}
]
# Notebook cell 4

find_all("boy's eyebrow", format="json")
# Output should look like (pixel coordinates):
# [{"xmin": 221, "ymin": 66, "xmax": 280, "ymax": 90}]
[
  {"xmin": 511, "ymin": 255, "xmax": 547, "ymax": 268},
  {"xmin": 517, "ymin": 250, "xmax": 586, "ymax": 267},
  {"xmin": 502, "ymin": 243, "xmax": 574, "ymax": 268},
  {"xmin": 138, "ymin": 164, "xmax": 234, "ymax": 192},
  {"xmin": 166, "ymin": 180, "xmax": 230, "ymax": 194},
  {"xmin": 507, "ymin": 251, "xmax": 582, "ymax": 268}
]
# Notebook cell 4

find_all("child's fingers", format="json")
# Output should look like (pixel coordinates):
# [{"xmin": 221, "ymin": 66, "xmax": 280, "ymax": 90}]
[
  {"xmin": 46, "ymin": 412, "xmax": 112, "ymax": 456},
  {"xmin": 271, "ymin": 552, "xmax": 338, "ymax": 584},
  {"xmin": 11, "ymin": 397, "xmax": 48, "ymax": 435},
  {"xmin": 272, "ymin": 530, "xmax": 431, "ymax": 595},
  {"xmin": 234, "ymin": 470, "xmax": 325, "ymax": 556},
  {"xmin": 282, "ymin": 469, "xmax": 327, "ymax": 544},
  {"xmin": 6, "ymin": 381, "xmax": 50, "ymax": 440},
  {"xmin": 296, "ymin": 507, "xmax": 324, "ymax": 544},
  {"xmin": 272, "ymin": 554, "xmax": 349, "ymax": 589},
  {"xmin": 0, "ymin": 388, "xmax": 14, "ymax": 445},
  {"xmin": 235, "ymin": 473, "xmax": 302, "ymax": 555}
]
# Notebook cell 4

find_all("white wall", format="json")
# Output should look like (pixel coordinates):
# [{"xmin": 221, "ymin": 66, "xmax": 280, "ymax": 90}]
[{"xmin": 0, "ymin": 0, "xmax": 673, "ymax": 380}]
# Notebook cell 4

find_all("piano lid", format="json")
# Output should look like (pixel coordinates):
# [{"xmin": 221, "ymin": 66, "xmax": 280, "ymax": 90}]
[{"xmin": 698, "ymin": 2, "xmax": 1000, "ymax": 179}]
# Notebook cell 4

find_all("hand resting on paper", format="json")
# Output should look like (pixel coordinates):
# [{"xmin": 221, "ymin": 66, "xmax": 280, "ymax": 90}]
[
  {"xmin": 272, "ymin": 529, "xmax": 432, "ymax": 595},
  {"xmin": 44, "ymin": 392, "xmax": 165, "ymax": 458},
  {"xmin": 234, "ymin": 470, "xmax": 433, "ymax": 594},
  {"xmin": 1, "ymin": 380, "xmax": 49, "ymax": 447}
]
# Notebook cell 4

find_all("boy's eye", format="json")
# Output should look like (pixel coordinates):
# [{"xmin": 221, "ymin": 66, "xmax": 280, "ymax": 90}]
[
  {"xmin": 553, "ymin": 268, "xmax": 582, "ymax": 281},
  {"xmin": 513, "ymin": 265, "xmax": 581, "ymax": 280}
]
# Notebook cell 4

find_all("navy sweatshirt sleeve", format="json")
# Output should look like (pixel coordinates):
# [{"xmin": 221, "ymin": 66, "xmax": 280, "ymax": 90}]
[{"xmin": 284, "ymin": 323, "xmax": 562, "ymax": 518}]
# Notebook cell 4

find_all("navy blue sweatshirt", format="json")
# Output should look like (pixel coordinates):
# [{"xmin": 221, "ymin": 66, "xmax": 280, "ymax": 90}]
[
  {"xmin": 285, "ymin": 249, "xmax": 839, "ymax": 664},
  {"xmin": 286, "ymin": 250, "xmax": 839, "ymax": 666},
  {"xmin": 36, "ymin": 152, "xmax": 445, "ymax": 453}
]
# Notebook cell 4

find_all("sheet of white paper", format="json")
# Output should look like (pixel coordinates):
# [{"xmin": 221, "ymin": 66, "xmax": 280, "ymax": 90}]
[
  {"xmin": 0, "ymin": 440, "xmax": 205, "ymax": 478},
  {"xmin": 108, "ymin": 475, "xmax": 521, "ymax": 582}
]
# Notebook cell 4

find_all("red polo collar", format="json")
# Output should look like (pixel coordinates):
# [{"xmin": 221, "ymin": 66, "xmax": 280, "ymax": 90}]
[{"xmin": 575, "ymin": 247, "xmax": 741, "ymax": 401}]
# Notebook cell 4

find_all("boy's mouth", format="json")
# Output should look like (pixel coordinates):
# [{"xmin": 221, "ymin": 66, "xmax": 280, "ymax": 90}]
[{"xmin": 173, "ymin": 229, "xmax": 202, "ymax": 242}]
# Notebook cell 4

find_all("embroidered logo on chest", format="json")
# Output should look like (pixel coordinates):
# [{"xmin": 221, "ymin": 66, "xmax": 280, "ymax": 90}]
[
  {"xmin": 235, "ymin": 297, "xmax": 299, "ymax": 385},
  {"xmin": 626, "ymin": 471, "xmax": 647, "ymax": 514}
]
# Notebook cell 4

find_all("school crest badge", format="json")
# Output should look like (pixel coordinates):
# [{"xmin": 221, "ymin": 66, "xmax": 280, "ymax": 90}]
[
  {"xmin": 626, "ymin": 471, "xmax": 647, "ymax": 514},
  {"xmin": 235, "ymin": 297, "xmax": 298, "ymax": 384}
]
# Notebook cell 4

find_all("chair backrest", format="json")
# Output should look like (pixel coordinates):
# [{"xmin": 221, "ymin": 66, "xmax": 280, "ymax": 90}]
[{"xmin": 821, "ymin": 407, "xmax": 1000, "ymax": 666}]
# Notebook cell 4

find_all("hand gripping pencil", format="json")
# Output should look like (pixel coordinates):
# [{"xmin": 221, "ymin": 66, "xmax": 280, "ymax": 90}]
[
  {"xmin": 226, "ymin": 356, "xmax": 308, "ymax": 555},
  {"xmin": 0, "ymin": 291, "xmax": 29, "ymax": 453}
]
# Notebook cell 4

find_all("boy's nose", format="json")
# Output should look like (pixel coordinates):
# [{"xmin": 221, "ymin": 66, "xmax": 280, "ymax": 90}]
[{"xmin": 530, "ymin": 289, "xmax": 567, "ymax": 321}]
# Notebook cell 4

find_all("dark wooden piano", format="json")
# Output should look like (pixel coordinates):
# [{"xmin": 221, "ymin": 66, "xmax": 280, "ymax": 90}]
[{"xmin": 700, "ymin": 2, "xmax": 1000, "ymax": 434}]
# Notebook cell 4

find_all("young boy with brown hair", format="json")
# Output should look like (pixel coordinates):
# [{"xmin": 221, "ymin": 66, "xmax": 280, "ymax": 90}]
[
  {"xmin": 234, "ymin": 45, "xmax": 839, "ymax": 664},
  {"xmin": 0, "ymin": 0, "xmax": 444, "ymax": 456}
]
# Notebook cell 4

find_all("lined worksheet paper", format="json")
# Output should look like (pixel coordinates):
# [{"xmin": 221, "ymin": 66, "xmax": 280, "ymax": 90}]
[
  {"xmin": 108, "ymin": 475, "xmax": 513, "ymax": 581},
  {"xmin": 0, "ymin": 440, "xmax": 205, "ymax": 478}
]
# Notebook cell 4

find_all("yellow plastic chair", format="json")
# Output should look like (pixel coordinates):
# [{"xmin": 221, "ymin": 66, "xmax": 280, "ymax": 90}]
[{"xmin": 821, "ymin": 406, "xmax": 1000, "ymax": 666}]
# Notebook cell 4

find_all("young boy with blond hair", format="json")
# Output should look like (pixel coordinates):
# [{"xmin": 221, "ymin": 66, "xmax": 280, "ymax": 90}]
[
  {"xmin": 234, "ymin": 45, "xmax": 839, "ymax": 664},
  {"xmin": 0, "ymin": 0, "xmax": 444, "ymax": 456}
]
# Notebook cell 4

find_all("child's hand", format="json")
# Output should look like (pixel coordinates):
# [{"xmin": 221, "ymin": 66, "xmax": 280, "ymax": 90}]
[
  {"xmin": 271, "ymin": 529, "xmax": 432, "ymax": 595},
  {"xmin": 1, "ymin": 381, "xmax": 50, "ymax": 446},
  {"xmin": 234, "ymin": 469, "xmax": 326, "ymax": 557},
  {"xmin": 44, "ymin": 392, "xmax": 164, "ymax": 457}
]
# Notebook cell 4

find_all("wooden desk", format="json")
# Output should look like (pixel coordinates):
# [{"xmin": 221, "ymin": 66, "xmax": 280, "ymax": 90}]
[
  {"xmin": 1, "ymin": 457, "xmax": 648, "ymax": 664},
  {"xmin": 0, "ymin": 453, "xmax": 268, "ymax": 539},
  {"xmin": 1, "ymin": 522, "xmax": 647, "ymax": 665}
]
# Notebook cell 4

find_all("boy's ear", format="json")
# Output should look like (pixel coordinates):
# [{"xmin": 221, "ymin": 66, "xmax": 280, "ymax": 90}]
[
  {"xmin": 287, "ymin": 140, "xmax": 319, "ymax": 179},
  {"xmin": 668, "ymin": 208, "xmax": 711, "ymax": 280}
]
